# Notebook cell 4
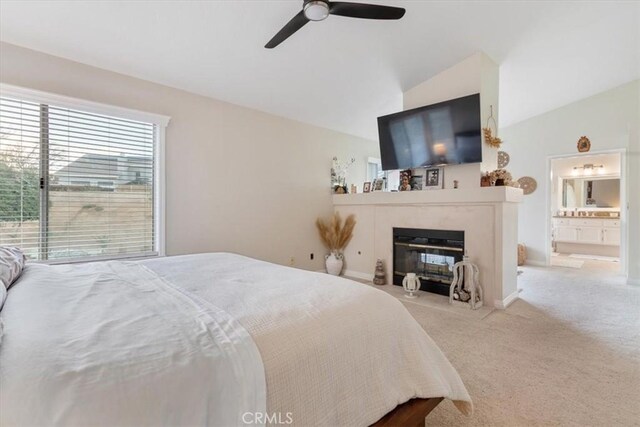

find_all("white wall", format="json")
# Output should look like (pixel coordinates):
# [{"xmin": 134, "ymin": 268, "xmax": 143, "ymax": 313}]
[
  {"xmin": 403, "ymin": 52, "xmax": 499, "ymax": 189},
  {"xmin": 0, "ymin": 42, "xmax": 379, "ymax": 271},
  {"xmin": 500, "ymin": 80, "xmax": 640, "ymax": 283}
]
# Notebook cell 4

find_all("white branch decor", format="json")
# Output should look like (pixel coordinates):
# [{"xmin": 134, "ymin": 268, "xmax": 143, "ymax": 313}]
[{"xmin": 331, "ymin": 156, "xmax": 355, "ymax": 187}]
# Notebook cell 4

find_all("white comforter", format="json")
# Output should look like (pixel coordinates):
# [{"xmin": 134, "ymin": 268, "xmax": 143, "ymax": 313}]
[
  {"xmin": 0, "ymin": 258, "xmax": 265, "ymax": 426},
  {"xmin": 0, "ymin": 253, "xmax": 471, "ymax": 426}
]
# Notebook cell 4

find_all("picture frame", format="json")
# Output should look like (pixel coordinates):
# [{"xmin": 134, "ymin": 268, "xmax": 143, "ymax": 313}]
[
  {"xmin": 410, "ymin": 175, "xmax": 423, "ymax": 191},
  {"xmin": 424, "ymin": 167, "xmax": 444, "ymax": 190},
  {"xmin": 363, "ymin": 181, "xmax": 371, "ymax": 193},
  {"xmin": 372, "ymin": 178, "xmax": 384, "ymax": 192},
  {"xmin": 398, "ymin": 169, "xmax": 412, "ymax": 191}
]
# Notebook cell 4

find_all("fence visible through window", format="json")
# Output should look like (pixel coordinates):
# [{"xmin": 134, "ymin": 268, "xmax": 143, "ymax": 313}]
[{"xmin": 0, "ymin": 96, "xmax": 156, "ymax": 261}]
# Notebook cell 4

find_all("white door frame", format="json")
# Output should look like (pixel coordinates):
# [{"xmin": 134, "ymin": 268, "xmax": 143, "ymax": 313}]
[{"xmin": 545, "ymin": 148, "xmax": 627, "ymax": 275}]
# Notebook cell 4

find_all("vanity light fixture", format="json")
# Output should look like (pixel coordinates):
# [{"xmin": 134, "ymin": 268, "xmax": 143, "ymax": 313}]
[{"xmin": 572, "ymin": 164, "xmax": 604, "ymax": 176}]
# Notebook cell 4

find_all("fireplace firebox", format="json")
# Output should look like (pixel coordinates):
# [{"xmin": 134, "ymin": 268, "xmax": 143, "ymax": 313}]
[{"xmin": 393, "ymin": 228, "xmax": 465, "ymax": 296}]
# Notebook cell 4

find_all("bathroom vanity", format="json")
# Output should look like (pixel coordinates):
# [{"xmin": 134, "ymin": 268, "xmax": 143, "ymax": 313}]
[{"xmin": 553, "ymin": 175, "xmax": 620, "ymax": 257}]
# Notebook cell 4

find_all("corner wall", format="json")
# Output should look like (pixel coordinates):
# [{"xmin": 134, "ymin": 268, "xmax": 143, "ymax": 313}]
[
  {"xmin": 500, "ymin": 80, "xmax": 640, "ymax": 283},
  {"xmin": 0, "ymin": 42, "xmax": 379, "ymax": 271}
]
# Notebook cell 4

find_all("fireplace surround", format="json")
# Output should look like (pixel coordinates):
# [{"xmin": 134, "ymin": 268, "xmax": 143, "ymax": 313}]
[
  {"xmin": 331, "ymin": 186, "xmax": 522, "ymax": 308},
  {"xmin": 393, "ymin": 228, "xmax": 464, "ymax": 296}
]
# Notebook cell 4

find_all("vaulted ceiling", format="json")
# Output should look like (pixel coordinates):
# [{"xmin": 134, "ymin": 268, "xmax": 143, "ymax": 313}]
[{"xmin": 1, "ymin": 1, "xmax": 638, "ymax": 140}]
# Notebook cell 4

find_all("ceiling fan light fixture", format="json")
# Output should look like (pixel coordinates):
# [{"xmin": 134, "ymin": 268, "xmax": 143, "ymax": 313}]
[
  {"xmin": 265, "ymin": 0, "xmax": 405, "ymax": 48},
  {"xmin": 304, "ymin": 1, "xmax": 330, "ymax": 21}
]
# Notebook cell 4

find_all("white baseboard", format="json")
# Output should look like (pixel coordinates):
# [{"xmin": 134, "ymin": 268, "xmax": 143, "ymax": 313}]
[
  {"xmin": 524, "ymin": 260, "xmax": 547, "ymax": 267},
  {"xmin": 343, "ymin": 270, "xmax": 374, "ymax": 281},
  {"xmin": 628, "ymin": 277, "xmax": 640, "ymax": 286},
  {"xmin": 315, "ymin": 269, "xmax": 375, "ymax": 281},
  {"xmin": 494, "ymin": 290, "xmax": 519, "ymax": 309}
]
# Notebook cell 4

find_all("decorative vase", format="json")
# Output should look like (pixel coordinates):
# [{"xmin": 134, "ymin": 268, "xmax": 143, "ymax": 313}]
[
  {"xmin": 402, "ymin": 272, "xmax": 421, "ymax": 298},
  {"xmin": 325, "ymin": 252, "xmax": 344, "ymax": 276}
]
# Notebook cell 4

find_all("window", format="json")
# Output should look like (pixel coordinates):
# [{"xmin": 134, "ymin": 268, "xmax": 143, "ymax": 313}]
[
  {"xmin": 367, "ymin": 157, "xmax": 382, "ymax": 182},
  {"xmin": 0, "ymin": 86, "xmax": 168, "ymax": 262}
]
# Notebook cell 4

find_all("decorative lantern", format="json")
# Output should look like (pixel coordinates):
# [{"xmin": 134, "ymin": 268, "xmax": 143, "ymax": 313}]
[
  {"xmin": 449, "ymin": 255, "xmax": 483, "ymax": 310},
  {"xmin": 402, "ymin": 273, "xmax": 421, "ymax": 299}
]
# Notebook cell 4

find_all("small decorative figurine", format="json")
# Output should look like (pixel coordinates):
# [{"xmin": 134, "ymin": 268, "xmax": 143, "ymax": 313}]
[
  {"xmin": 373, "ymin": 259, "xmax": 386, "ymax": 285},
  {"xmin": 453, "ymin": 180, "xmax": 459, "ymax": 189}
]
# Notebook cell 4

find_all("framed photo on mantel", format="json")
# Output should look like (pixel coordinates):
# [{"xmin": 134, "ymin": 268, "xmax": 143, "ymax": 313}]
[
  {"xmin": 372, "ymin": 178, "xmax": 385, "ymax": 192},
  {"xmin": 424, "ymin": 167, "xmax": 444, "ymax": 190}
]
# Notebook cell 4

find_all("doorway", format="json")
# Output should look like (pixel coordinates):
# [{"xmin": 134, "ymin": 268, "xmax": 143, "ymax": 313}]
[{"xmin": 547, "ymin": 151, "xmax": 626, "ymax": 274}]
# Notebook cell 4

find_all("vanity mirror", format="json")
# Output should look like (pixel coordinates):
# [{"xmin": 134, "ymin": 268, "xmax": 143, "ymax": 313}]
[{"xmin": 562, "ymin": 177, "xmax": 620, "ymax": 208}]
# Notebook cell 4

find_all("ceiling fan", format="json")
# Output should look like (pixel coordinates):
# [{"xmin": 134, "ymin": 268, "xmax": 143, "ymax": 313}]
[{"xmin": 265, "ymin": 0, "xmax": 406, "ymax": 49}]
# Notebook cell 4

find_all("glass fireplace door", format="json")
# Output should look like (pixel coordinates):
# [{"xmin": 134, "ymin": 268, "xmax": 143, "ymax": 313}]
[{"xmin": 392, "ymin": 228, "xmax": 465, "ymax": 296}]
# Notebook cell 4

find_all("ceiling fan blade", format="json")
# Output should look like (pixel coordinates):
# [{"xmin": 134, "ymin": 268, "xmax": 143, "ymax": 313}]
[
  {"xmin": 329, "ymin": 2, "xmax": 406, "ymax": 20},
  {"xmin": 265, "ymin": 10, "xmax": 310, "ymax": 49}
]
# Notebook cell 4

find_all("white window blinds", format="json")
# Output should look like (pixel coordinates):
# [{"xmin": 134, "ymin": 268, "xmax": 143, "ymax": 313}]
[{"xmin": 0, "ymin": 95, "xmax": 158, "ymax": 261}]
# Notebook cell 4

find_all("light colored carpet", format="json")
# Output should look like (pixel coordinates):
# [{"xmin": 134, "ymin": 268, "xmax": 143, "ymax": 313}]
[{"xmin": 402, "ymin": 265, "xmax": 640, "ymax": 426}]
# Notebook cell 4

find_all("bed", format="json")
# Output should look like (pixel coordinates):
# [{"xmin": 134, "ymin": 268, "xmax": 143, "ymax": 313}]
[{"xmin": 0, "ymin": 252, "xmax": 471, "ymax": 426}]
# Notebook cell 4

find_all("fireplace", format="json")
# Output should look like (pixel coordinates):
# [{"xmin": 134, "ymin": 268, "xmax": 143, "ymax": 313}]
[{"xmin": 393, "ymin": 228, "xmax": 465, "ymax": 296}]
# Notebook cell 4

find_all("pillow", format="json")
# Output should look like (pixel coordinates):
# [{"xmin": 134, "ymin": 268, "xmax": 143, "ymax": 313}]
[
  {"xmin": 0, "ymin": 246, "xmax": 27, "ymax": 290},
  {"xmin": 0, "ymin": 285, "xmax": 6, "ymax": 311}
]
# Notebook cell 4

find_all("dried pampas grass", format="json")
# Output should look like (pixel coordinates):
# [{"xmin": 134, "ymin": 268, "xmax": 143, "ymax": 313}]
[{"xmin": 316, "ymin": 212, "xmax": 356, "ymax": 254}]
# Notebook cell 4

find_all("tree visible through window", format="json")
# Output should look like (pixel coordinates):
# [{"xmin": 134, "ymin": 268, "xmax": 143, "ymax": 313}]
[{"xmin": 0, "ymin": 96, "xmax": 157, "ymax": 261}]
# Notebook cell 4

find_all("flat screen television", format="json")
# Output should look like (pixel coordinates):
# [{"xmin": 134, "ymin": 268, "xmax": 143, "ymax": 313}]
[{"xmin": 377, "ymin": 93, "xmax": 482, "ymax": 171}]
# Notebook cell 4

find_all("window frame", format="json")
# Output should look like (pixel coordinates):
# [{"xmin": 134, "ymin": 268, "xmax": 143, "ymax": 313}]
[
  {"xmin": 0, "ymin": 83, "xmax": 170, "ymax": 263},
  {"xmin": 366, "ymin": 156, "xmax": 382, "ymax": 182}
]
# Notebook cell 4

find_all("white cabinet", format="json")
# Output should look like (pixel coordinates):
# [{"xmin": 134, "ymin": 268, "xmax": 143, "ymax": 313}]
[
  {"xmin": 552, "ymin": 217, "xmax": 620, "ymax": 246},
  {"xmin": 602, "ymin": 227, "xmax": 621, "ymax": 245},
  {"xmin": 576, "ymin": 226, "xmax": 601, "ymax": 244},
  {"xmin": 555, "ymin": 226, "xmax": 578, "ymax": 242}
]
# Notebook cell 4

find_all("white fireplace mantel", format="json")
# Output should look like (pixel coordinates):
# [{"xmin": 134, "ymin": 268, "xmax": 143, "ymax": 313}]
[
  {"xmin": 333, "ymin": 186, "xmax": 523, "ymax": 206},
  {"xmin": 332, "ymin": 186, "xmax": 523, "ymax": 309}
]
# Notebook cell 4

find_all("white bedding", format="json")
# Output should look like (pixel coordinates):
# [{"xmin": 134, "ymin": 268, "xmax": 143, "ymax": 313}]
[
  {"xmin": 0, "ymin": 258, "xmax": 266, "ymax": 426},
  {"xmin": 0, "ymin": 253, "xmax": 471, "ymax": 426}
]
